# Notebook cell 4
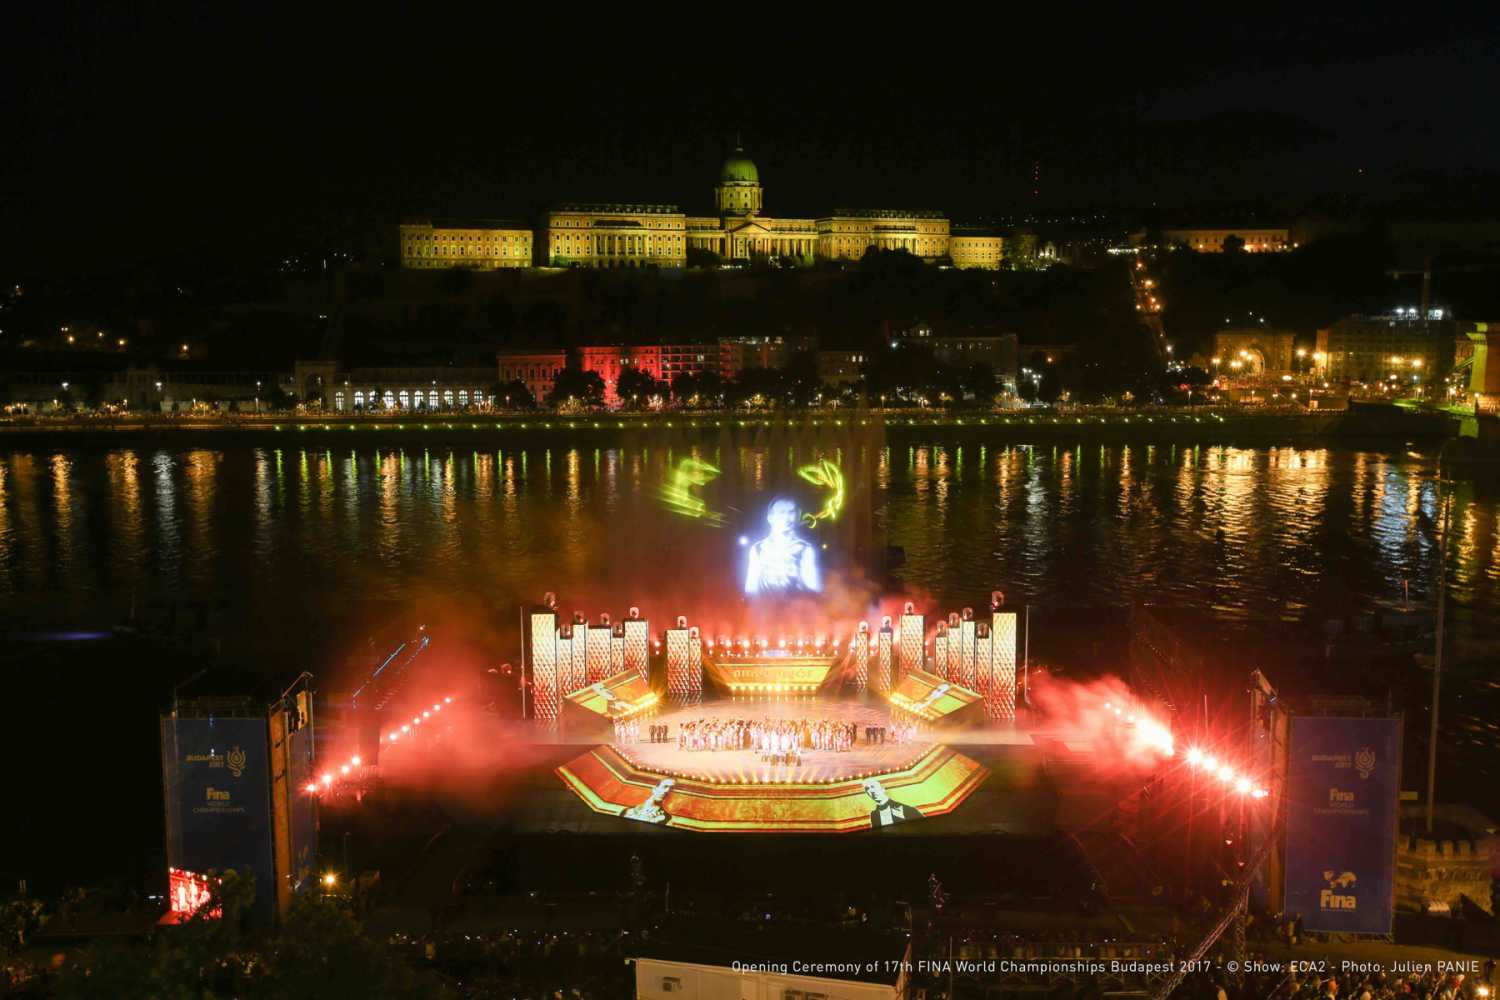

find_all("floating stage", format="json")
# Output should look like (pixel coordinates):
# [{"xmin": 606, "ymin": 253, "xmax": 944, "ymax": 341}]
[{"xmin": 529, "ymin": 597, "xmax": 1026, "ymax": 833}]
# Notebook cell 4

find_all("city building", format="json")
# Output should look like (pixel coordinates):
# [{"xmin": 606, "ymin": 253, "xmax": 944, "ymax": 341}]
[
  {"xmin": 398, "ymin": 219, "xmax": 533, "ymax": 269},
  {"xmin": 817, "ymin": 350, "xmax": 869, "ymax": 386},
  {"xmin": 1314, "ymin": 312, "xmax": 1459, "ymax": 388},
  {"xmin": 545, "ymin": 204, "xmax": 688, "ymax": 269},
  {"xmin": 496, "ymin": 350, "xmax": 567, "ymax": 404},
  {"xmin": 1211, "ymin": 329, "xmax": 1298, "ymax": 378},
  {"xmin": 401, "ymin": 143, "xmax": 1007, "ymax": 271},
  {"xmin": 888, "ymin": 323, "xmax": 1019, "ymax": 393},
  {"xmin": 292, "ymin": 364, "xmax": 498, "ymax": 413},
  {"xmin": 717, "ymin": 335, "xmax": 816, "ymax": 381},
  {"xmin": 950, "ymin": 224, "xmax": 1006, "ymax": 269},
  {"xmin": 1129, "ymin": 227, "xmax": 1291, "ymax": 253}
]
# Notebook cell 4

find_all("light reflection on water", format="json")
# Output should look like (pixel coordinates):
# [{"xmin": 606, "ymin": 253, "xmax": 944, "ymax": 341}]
[{"xmin": 0, "ymin": 443, "xmax": 1494, "ymax": 638}]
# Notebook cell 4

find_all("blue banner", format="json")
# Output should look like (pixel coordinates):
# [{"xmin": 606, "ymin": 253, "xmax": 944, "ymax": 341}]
[
  {"xmin": 161, "ymin": 716, "xmax": 275, "ymax": 924},
  {"xmin": 1283, "ymin": 717, "xmax": 1400, "ymax": 934}
]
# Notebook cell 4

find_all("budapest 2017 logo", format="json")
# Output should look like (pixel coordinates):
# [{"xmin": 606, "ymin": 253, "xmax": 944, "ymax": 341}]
[
  {"xmin": 226, "ymin": 746, "xmax": 247, "ymax": 778},
  {"xmin": 1354, "ymin": 746, "xmax": 1376, "ymax": 779}
]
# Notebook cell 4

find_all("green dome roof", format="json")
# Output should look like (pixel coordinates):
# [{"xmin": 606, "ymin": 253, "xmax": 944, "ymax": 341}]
[{"xmin": 720, "ymin": 148, "xmax": 759, "ymax": 184}]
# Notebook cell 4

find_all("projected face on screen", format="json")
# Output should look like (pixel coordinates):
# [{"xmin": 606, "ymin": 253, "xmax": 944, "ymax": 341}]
[{"xmin": 743, "ymin": 498, "xmax": 822, "ymax": 596}]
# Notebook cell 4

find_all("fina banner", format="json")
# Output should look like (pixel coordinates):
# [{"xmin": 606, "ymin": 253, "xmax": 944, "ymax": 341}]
[
  {"xmin": 160, "ymin": 716, "xmax": 276, "ymax": 924},
  {"xmin": 1283, "ymin": 717, "xmax": 1400, "ymax": 934}
]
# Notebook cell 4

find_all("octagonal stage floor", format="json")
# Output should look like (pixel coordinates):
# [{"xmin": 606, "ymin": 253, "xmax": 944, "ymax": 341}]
[
  {"xmin": 611, "ymin": 699, "xmax": 934, "ymax": 785},
  {"xmin": 555, "ymin": 698, "xmax": 994, "ymax": 833}
]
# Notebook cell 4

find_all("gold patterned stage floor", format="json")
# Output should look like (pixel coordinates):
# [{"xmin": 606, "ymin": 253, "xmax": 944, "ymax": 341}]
[{"xmin": 555, "ymin": 741, "xmax": 989, "ymax": 833}]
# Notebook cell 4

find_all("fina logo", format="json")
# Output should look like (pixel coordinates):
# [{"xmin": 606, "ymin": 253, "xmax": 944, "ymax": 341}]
[
  {"xmin": 1354, "ymin": 746, "xmax": 1376, "ymax": 779},
  {"xmin": 226, "ymin": 746, "xmax": 247, "ymax": 779},
  {"xmin": 1320, "ymin": 869, "xmax": 1358, "ymax": 911}
]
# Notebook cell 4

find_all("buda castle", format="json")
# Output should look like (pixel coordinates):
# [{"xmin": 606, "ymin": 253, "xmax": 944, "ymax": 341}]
[{"xmin": 399, "ymin": 144, "xmax": 1004, "ymax": 272}]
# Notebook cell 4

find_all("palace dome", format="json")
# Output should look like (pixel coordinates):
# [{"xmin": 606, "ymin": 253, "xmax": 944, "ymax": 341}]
[{"xmin": 719, "ymin": 147, "xmax": 759, "ymax": 184}]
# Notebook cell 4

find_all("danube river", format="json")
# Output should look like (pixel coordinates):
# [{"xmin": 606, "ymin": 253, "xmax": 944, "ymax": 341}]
[
  {"xmin": 2, "ymin": 437, "xmax": 1497, "ymax": 892},
  {"xmin": 2, "ymin": 439, "xmax": 1496, "ymax": 628}
]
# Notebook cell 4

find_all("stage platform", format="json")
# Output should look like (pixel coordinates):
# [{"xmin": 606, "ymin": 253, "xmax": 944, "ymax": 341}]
[
  {"xmin": 612, "ymin": 699, "xmax": 934, "ymax": 784},
  {"xmin": 556, "ymin": 742, "xmax": 988, "ymax": 833}
]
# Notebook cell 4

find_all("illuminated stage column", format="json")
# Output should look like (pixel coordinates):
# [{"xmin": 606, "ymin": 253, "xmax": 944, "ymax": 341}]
[
  {"xmin": 529, "ymin": 608, "xmax": 560, "ymax": 725},
  {"xmin": 959, "ymin": 611, "xmax": 977, "ymax": 690},
  {"xmin": 990, "ymin": 611, "xmax": 1018, "ymax": 721},
  {"xmin": 570, "ymin": 615, "xmax": 591, "ymax": 693},
  {"xmin": 945, "ymin": 614, "xmax": 963, "ymax": 682},
  {"xmin": 665, "ymin": 618, "xmax": 701, "ymax": 703},
  {"xmin": 875, "ymin": 617, "xmax": 895, "ymax": 694},
  {"xmin": 623, "ymin": 610, "xmax": 650, "ymax": 683},
  {"xmin": 851, "ymin": 622, "xmax": 870, "ymax": 692},
  {"xmin": 898, "ymin": 605, "xmax": 925, "ymax": 680},
  {"xmin": 688, "ymin": 628, "xmax": 703, "ymax": 700},
  {"xmin": 586, "ymin": 618, "xmax": 612, "ymax": 684},
  {"xmin": 556, "ymin": 625, "xmax": 574, "ymax": 696},
  {"xmin": 933, "ymin": 626, "xmax": 948, "ymax": 680},
  {"xmin": 975, "ymin": 623, "xmax": 993, "ymax": 705},
  {"xmin": 610, "ymin": 625, "xmax": 625, "ymax": 677}
]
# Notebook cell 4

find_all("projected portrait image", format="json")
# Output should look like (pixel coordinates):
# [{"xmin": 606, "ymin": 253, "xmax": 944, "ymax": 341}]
[{"xmin": 743, "ymin": 497, "xmax": 822, "ymax": 596}]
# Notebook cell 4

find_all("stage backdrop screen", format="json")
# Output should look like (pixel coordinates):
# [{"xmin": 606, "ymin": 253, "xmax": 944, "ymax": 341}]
[
  {"xmin": 1282, "ymin": 716, "xmax": 1400, "ymax": 934},
  {"xmin": 160, "ymin": 715, "xmax": 276, "ymax": 924}
]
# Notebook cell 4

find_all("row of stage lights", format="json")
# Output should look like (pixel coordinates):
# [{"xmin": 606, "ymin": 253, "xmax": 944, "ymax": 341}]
[
  {"xmin": 269, "ymin": 413, "xmax": 1236, "ymax": 435},
  {"xmin": 305, "ymin": 695, "xmax": 456, "ymax": 795},
  {"xmin": 1185, "ymin": 746, "xmax": 1269, "ymax": 798},
  {"xmin": 386, "ymin": 695, "xmax": 456, "ymax": 744},
  {"xmin": 1102, "ymin": 700, "xmax": 1266, "ymax": 796}
]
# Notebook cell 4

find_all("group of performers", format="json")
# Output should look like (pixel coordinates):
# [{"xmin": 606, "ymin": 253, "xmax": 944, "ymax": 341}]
[{"xmin": 613, "ymin": 715, "xmax": 926, "ymax": 762}]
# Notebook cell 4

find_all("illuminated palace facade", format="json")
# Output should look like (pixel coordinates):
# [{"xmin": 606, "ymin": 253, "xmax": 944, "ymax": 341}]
[{"xmin": 400, "ymin": 145, "xmax": 1004, "ymax": 271}]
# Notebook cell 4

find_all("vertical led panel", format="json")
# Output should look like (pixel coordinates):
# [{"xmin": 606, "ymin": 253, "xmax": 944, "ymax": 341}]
[
  {"xmin": 898, "ymin": 609, "xmax": 924, "ymax": 680},
  {"xmin": 975, "ymin": 623, "xmax": 993, "ymax": 707},
  {"xmin": 624, "ymin": 615, "xmax": 650, "ymax": 683},
  {"xmin": 959, "ymin": 614, "xmax": 977, "ymax": 690},
  {"xmin": 851, "ymin": 623, "xmax": 870, "ymax": 691},
  {"xmin": 945, "ymin": 617, "xmax": 963, "ymax": 683},
  {"xmin": 933, "ymin": 627, "xmax": 948, "ymax": 680},
  {"xmin": 586, "ymin": 622, "xmax": 612, "ymax": 684},
  {"xmin": 991, "ymin": 611, "xmax": 1018, "ymax": 721},
  {"xmin": 687, "ymin": 627, "xmax": 703, "ymax": 701},
  {"xmin": 611, "ymin": 626, "xmax": 625, "ymax": 677},
  {"xmin": 529, "ymin": 609, "xmax": 559, "ymax": 725},
  {"xmin": 875, "ymin": 618, "xmax": 895, "ymax": 695},
  {"xmin": 665, "ymin": 621, "xmax": 697, "ymax": 702}
]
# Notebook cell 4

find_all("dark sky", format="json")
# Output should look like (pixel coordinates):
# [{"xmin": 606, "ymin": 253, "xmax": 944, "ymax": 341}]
[{"xmin": 4, "ymin": 8, "xmax": 1498, "ymax": 278}]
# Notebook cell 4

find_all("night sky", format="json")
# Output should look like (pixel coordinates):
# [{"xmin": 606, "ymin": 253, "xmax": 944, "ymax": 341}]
[{"xmin": 5, "ymin": 9, "xmax": 1498, "ymax": 277}]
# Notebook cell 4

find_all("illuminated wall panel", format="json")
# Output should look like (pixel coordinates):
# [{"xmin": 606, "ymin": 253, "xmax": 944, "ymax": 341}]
[
  {"xmin": 586, "ymin": 624, "xmax": 612, "ymax": 684},
  {"xmin": 624, "ymin": 618, "xmax": 650, "ymax": 683},
  {"xmin": 610, "ymin": 628, "xmax": 625, "ymax": 677},
  {"xmin": 945, "ymin": 622, "xmax": 963, "ymax": 683},
  {"xmin": 875, "ymin": 623, "xmax": 894, "ymax": 694},
  {"xmin": 959, "ymin": 618, "xmax": 977, "ymax": 690},
  {"xmin": 933, "ymin": 629, "xmax": 948, "ymax": 680},
  {"xmin": 975, "ymin": 624, "xmax": 993, "ymax": 703},
  {"xmin": 665, "ymin": 626, "xmax": 700, "ymax": 702},
  {"xmin": 898, "ymin": 612, "xmax": 924, "ymax": 679},
  {"xmin": 991, "ymin": 612, "xmax": 1018, "ymax": 721},
  {"xmin": 529, "ymin": 611, "xmax": 559, "ymax": 724},
  {"xmin": 851, "ymin": 624, "xmax": 869, "ymax": 691}
]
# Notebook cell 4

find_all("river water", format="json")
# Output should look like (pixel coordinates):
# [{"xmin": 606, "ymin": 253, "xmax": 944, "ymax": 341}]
[{"xmin": 1, "ymin": 437, "xmax": 1497, "ymax": 891}]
